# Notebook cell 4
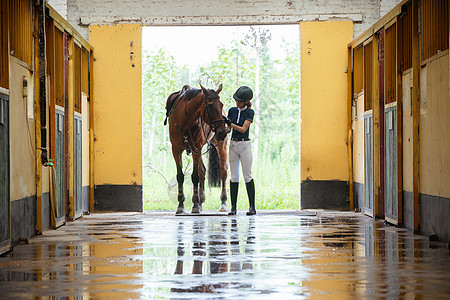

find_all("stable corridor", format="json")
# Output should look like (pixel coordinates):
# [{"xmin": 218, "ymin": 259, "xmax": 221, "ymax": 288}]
[{"xmin": 0, "ymin": 211, "xmax": 449, "ymax": 298}]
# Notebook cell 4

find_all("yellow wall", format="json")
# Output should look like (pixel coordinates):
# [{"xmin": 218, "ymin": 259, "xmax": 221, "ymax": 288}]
[
  {"xmin": 353, "ymin": 93, "xmax": 365, "ymax": 184},
  {"xmin": 402, "ymin": 71, "xmax": 413, "ymax": 193},
  {"xmin": 9, "ymin": 58, "xmax": 35, "ymax": 201},
  {"xmin": 419, "ymin": 53, "xmax": 450, "ymax": 198},
  {"xmin": 300, "ymin": 21, "xmax": 353, "ymax": 181},
  {"xmin": 89, "ymin": 24, "xmax": 142, "ymax": 186},
  {"xmin": 301, "ymin": 237, "xmax": 366, "ymax": 299}
]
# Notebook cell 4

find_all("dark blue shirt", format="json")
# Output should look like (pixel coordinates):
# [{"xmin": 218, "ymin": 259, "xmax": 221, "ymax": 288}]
[{"xmin": 227, "ymin": 107, "xmax": 254, "ymax": 140}]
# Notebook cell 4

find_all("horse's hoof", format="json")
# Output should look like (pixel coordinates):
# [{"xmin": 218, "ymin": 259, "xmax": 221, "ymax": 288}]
[
  {"xmin": 219, "ymin": 203, "xmax": 228, "ymax": 212},
  {"xmin": 191, "ymin": 204, "xmax": 203, "ymax": 214},
  {"xmin": 191, "ymin": 207, "xmax": 203, "ymax": 214},
  {"xmin": 175, "ymin": 206, "xmax": 185, "ymax": 215}
]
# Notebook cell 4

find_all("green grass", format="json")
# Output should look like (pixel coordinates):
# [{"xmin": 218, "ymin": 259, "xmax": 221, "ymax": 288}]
[
  {"xmin": 143, "ymin": 172, "xmax": 300, "ymax": 211},
  {"xmin": 143, "ymin": 148, "xmax": 301, "ymax": 211}
]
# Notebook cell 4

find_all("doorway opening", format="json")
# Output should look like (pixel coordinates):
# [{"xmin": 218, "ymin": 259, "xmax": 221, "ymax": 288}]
[{"xmin": 142, "ymin": 25, "xmax": 300, "ymax": 211}]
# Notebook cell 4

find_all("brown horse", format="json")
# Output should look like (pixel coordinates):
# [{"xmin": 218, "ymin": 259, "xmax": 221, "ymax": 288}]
[{"xmin": 166, "ymin": 84, "xmax": 229, "ymax": 214}]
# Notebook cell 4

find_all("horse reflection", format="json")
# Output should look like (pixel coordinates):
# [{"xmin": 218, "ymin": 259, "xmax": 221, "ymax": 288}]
[{"xmin": 171, "ymin": 219, "xmax": 255, "ymax": 295}]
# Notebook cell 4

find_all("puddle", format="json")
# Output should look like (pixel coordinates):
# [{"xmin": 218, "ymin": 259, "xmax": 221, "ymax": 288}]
[{"xmin": 0, "ymin": 212, "xmax": 449, "ymax": 298}]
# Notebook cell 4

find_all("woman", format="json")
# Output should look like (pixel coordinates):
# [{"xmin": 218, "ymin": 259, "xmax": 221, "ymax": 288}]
[{"xmin": 225, "ymin": 86, "xmax": 256, "ymax": 216}]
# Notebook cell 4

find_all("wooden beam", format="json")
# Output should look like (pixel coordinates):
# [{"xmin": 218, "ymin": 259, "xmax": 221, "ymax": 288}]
[
  {"xmin": 89, "ymin": 50, "xmax": 95, "ymax": 213},
  {"xmin": 46, "ymin": 3, "xmax": 93, "ymax": 52},
  {"xmin": 0, "ymin": 0, "xmax": 9, "ymax": 89},
  {"xmin": 47, "ymin": 20, "xmax": 57, "ymax": 228},
  {"xmin": 396, "ymin": 16, "xmax": 403, "ymax": 225},
  {"xmin": 372, "ymin": 32, "xmax": 380, "ymax": 218},
  {"xmin": 348, "ymin": 0, "xmax": 410, "ymax": 49},
  {"xmin": 363, "ymin": 37, "xmax": 373, "ymax": 47},
  {"xmin": 348, "ymin": 46, "xmax": 354, "ymax": 210},
  {"xmin": 411, "ymin": 0, "xmax": 420, "ymax": 232},
  {"xmin": 374, "ymin": 5, "xmax": 402, "ymax": 33},
  {"xmin": 385, "ymin": 18, "xmax": 397, "ymax": 30},
  {"xmin": 67, "ymin": 36, "xmax": 75, "ymax": 220},
  {"xmin": 350, "ymin": 29, "xmax": 373, "ymax": 49},
  {"xmin": 35, "ymin": 3, "xmax": 43, "ymax": 234}
]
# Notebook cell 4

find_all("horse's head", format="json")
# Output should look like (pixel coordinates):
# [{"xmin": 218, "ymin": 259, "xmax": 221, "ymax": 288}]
[{"xmin": 200, "ymin": 84, "xmax": 228, "ymax": 141}]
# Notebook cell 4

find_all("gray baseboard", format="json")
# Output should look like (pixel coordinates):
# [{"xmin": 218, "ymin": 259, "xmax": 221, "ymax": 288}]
[
  {"xmin": 42, "ymin": 192, "xmax": 50, "ymax": 231},
  {"xmin": 82, "ymin": 186, "xmax": 90, "ymax": 213},
  {"xmin": 301, "ymin": 180, "xmax": 349, "ymax": 210},
  {"xmin": 94, "ymin": 184, "xmax": 143, "ymax": 212},
  {"xmin": 11, "ymin": 196, "xmax": 36, "ymax": 245},
  {"xmin": 353, "ymin": 182, "xmax": 364, "ymax": 210},
  {"xmin": 419, "ymin": 193, "xmax": 450, "ymax": 243},
  {"xmin": 403, "ymin": 190, "xmax": 414, "ymax": 232}
]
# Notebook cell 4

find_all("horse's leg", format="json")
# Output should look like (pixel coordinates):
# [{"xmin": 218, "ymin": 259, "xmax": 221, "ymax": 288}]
[
  {"xmin": 191, "ymin": 152, "xmax": 203, "ymax": 213},
  {"xmin": 218, "ymin": 140, "xmax": 228, "ymax": 212},
  {"xmin": 192, "ymin": 219, "xmax": 205, "ymax": 274},
  {"xmin": 198, "ymin": 157, "xmax": 206, "ymax": 204},
  {"xmin": 174, "ymin": 221, "xmax": 184, "ymax": 274},
  {"xmin": 173, "ymin": 147, "xmax": 185, "ymax": 214}
]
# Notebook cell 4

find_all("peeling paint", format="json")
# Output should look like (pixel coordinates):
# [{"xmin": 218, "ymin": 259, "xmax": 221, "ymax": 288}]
[{"xmin": 63, "ymin": 0, "xmax": 402, "ymax": 40}]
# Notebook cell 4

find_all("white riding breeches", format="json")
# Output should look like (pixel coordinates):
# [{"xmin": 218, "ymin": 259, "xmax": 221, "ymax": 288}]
[{"xmin": 229, "ymin": 140, "xmax": 253, "ymax": 183}]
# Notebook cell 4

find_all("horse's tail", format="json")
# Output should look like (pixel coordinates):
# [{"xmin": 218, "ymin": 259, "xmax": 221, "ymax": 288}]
[{"xmin": 208, "ymin": 144, "xmax": 221, "ymax": 188}]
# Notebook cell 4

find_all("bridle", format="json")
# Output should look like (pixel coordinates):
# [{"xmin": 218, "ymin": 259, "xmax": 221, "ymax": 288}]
[
  {"xmin": 200, "ymin": 93, "xmax": 229, "ymax": 151},
  {"xmin": 171, "ymin": 90, "xmax": 228, "ymax": 155},
  {"xmin": 202, "ymin": 93, "xmax": 227, "ymax": 132}
]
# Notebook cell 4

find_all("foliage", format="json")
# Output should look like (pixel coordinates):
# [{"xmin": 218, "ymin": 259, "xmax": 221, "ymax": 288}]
[
  {"xmin": 192, "ymin": 40, "xmax": 255, "ymax": 108},
  {"xmin": 142, "ymin": 28, "xmax": 300, "ymax": 211}
]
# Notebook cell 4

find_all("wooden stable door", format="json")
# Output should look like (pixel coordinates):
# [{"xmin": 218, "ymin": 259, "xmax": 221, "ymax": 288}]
[
  {"xmin": 364, "ymin": 113, "xmax": 374, "ymax": 216},
  {"xmin": 74, "ymin": 116, "xmax": 82, "ymax": 218},
  {"xmin": 378, "ymin": 29, "xmax": 386, "ymax": 218},
  {"xmin": 385, "ymin": 104, "xmax": 398, "ymax": 223},
  {"xmin": 55, "ymin": 109, "xmax": 66, "ymax": 226},
  {"xmin": 383, "ymin": 20, "xmax": 401, "ymax": 225},
  {"xmin": 0, "ymin": 94, "xmax": 10, "ymax": 254},
  {"xmin": 363, "ymin": 38, "xmax": 374, "ymax": 216}
]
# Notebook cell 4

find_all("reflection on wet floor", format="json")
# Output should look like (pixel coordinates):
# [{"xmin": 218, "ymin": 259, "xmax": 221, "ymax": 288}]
[{"xmin": 0, "ymin": 211, "xmax": 449, "ymax": 299}]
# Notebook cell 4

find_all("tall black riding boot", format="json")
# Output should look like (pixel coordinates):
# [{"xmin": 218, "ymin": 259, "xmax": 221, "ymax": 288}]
[
  {"xmin": 245, "ymin": 179, "xmax": 256, "ymax": 216},
  {"xmin": 228, "ymin": 182, "xmax": 239, "ymax": 215}
]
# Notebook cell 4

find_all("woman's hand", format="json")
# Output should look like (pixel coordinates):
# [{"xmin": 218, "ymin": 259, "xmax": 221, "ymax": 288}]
[{"xmin": 224, "ymin": 117, "xmax": 232, "ymax": 126}]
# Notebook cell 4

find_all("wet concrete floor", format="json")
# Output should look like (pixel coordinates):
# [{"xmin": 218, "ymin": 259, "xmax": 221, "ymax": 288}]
[{"xmin": 0, "ymin": 210, "xmax": 449, "ymax": 299}]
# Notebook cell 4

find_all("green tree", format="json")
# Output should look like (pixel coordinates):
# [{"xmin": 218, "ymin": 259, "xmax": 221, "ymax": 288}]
[
  {"xmin": 142, "ymin": 48, "xmax": 185, "ymax": 171},
  {"xmin": 192, "ymin": 40, "xmax": 255, "ymax": 108},
  {"xmin": 241, "ymin": 27, "xmax": 272, "ymax": 172}
]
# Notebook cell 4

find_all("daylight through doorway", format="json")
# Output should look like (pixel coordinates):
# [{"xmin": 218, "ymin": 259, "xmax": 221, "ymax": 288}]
[{"xmin": 141, "ymin": 25, "xmax": 300, "ymax": 212}]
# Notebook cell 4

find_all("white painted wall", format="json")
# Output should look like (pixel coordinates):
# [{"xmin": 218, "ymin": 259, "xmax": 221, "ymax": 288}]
[
  {"xmin": 48, "ymin": 0, "xmax": 68, "ymax": 19},
  {"xmin": 380, "ymin": 0, "xmax": 402, "ymax": 18},
  {"xmin": 66, "ymin": 0, "xmax": 391, "ymax": 40}
]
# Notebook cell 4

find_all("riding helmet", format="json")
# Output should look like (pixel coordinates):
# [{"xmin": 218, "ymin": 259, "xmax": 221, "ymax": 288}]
[{"xmin": 233, "ymin": 86, "xmax": 253, "ymax": 102}]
